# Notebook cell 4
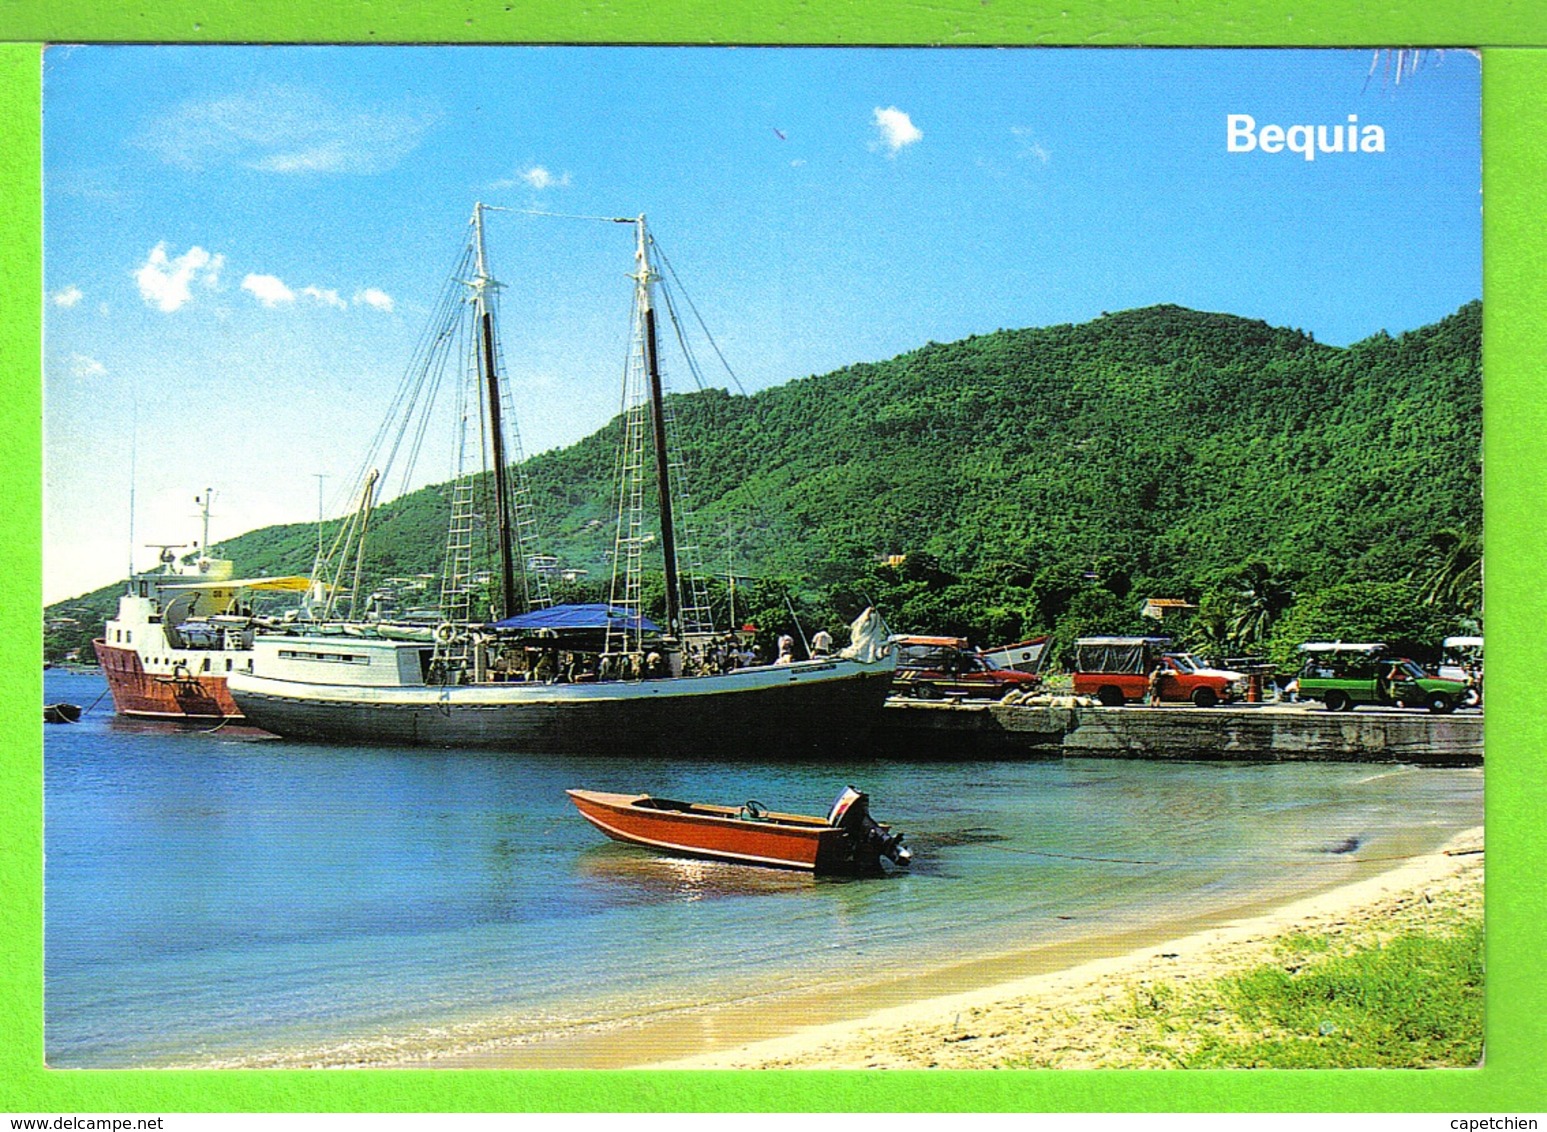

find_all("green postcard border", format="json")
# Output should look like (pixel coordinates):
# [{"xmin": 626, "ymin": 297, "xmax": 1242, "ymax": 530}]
[{"xmin": 3, "ymin": 1, "xmax": 1543, "ymax": 1115}]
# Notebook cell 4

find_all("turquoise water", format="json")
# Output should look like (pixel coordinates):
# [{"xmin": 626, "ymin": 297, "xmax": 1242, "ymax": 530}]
[{"xmin": 43, "ymin": 670, "xmax": 1482, "ymax": 1068}]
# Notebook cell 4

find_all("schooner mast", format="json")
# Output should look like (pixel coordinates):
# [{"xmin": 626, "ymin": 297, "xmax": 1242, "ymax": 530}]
[
  {"xmin": 631, "ymin": 214, "xmax": 683, "ymax": 642},
  {"xmin": 471, "ymin": 202, "xmax": 520, "ymax": 622}
]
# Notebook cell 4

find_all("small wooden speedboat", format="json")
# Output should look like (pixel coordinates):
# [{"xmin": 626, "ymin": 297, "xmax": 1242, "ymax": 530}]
[
  {"xmin": 566, "ymin": 785, "xmax": 912, "ymax": 875},
  {"xmin": 44, "ymin": 702, "xmax": 82, "ymax": 724}
]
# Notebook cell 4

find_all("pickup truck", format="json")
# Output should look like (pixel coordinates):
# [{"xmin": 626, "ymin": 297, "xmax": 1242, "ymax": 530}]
[
  {"xmin": 1290, "ymin": 643, "xmax": 1469, "ymax": 713},
  {"xmin": 890, "ymin": 635, "xmax": 1043, "ymax": 700},
  {"xmin": 1072, "ymin": 636, "xmax": 1245, "ymax": 707}
]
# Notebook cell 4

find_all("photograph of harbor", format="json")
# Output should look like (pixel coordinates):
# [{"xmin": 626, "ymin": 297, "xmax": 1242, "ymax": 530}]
[{"xmin": 41, "ymin": 46, "xmax": 1481, "ymax": 1070}]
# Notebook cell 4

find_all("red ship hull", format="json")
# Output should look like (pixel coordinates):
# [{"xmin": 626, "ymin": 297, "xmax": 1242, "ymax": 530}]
[{"xmin": 93, "ymin": 640, "xmax": 244, "ymax": 721}]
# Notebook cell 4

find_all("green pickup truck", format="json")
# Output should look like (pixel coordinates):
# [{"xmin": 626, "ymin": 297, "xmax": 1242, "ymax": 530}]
[{"xmin": 1290, "ymin": 643, "xmax": 1469, "ymax": 714}]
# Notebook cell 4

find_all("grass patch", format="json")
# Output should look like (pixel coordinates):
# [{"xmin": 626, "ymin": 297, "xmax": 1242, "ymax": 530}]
[
  {"xmin": 1188, "ymin": 919, "xmax": 1484, "ymax": 1067},
  {"xmin": 1005, "ymin": 917, "xmax": 1483, "ymax": 1069}
]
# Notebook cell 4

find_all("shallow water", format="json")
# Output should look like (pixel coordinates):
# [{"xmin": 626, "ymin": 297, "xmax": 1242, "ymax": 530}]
[{"xmin": 43, "ymin": 670, "xmax": 1482, "ymax": 1068}]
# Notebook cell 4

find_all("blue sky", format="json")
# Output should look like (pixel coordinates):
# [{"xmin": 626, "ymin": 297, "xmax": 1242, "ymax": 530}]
[{"xmin": 42, "ymin": 46, "xmax": 1480, "ymax": 603}]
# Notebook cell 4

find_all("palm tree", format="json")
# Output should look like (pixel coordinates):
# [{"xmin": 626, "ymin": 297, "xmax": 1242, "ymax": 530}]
[
  {"xmin": 1412, "ymin": 527, "xmax": 1482, "ymax": 617},
  {"xmin": 1183, "ymin": 595, "xmax": 1234, "ymax": 663},
  {"xmin": 1225, "ymin": 561, "xmax": 1296, "ymax": 650},
  {"xmin": 1365, "ymin": 49, "xmax": 1480, "ymax": 91}
]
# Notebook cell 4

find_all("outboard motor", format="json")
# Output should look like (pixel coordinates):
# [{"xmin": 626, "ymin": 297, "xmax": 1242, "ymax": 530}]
[{"xmin": 827, "ymin": 785, "xmax": 913, "ymax": 868}]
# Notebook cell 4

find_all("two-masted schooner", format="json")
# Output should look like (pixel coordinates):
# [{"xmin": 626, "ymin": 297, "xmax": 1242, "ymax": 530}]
[{"xmin": 227, "ymin": 205, "xmax": 896, "ymax": 755}]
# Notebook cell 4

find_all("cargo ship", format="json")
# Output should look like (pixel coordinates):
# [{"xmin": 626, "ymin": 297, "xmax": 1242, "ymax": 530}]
[{"xmin": 93, "ymin": 494, "xmax": 313, "ymax": 722}]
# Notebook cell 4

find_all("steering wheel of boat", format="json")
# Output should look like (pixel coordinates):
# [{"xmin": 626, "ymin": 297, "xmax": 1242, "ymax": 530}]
[{"xmin": 742, "ymin": 800, "xmax": 768, "ymax": 820}]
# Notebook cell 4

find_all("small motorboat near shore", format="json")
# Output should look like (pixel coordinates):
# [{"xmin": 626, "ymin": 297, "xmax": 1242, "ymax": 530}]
[{"xmin": 566, "ymin": 786, "xmax": 912, "ymax": 875}]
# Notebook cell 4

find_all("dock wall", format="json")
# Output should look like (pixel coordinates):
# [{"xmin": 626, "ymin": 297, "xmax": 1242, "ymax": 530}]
[{"xmin": 875, "ymin": 700, "xmax": 1482, "ymax": 765}]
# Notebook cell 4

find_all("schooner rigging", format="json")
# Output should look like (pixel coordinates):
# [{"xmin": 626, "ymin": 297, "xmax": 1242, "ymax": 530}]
[{"xmin": 228, "ymin": 204, "xmax": 896, "ymax": 755}]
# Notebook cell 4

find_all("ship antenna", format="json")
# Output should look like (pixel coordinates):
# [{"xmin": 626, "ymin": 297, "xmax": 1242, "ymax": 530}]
[
  {"xmin": 196, "ymin": 488, "xmax": 215, "ymax": 561},
  {"xmin": 126, "ymin": 387, "xmax": 137, "ymax": 590},
  {"xmin": 312, "ymin": 473, "xmax": 328, "ymax": 577}
]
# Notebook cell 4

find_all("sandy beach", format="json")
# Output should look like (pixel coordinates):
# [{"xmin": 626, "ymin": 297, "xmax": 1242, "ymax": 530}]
[{"xmin": 647, "ymin": 825, "xmax": 1483, "ymax": 1070}]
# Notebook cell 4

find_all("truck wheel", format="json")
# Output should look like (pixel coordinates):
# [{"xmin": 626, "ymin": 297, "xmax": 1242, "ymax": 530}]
[
  {"xmin": 1323, "ymin": 690, "xmax": 1351, "ymax": 713},
  {"xmin": 1427, "ymin": 692, "xmax": 1455, "ymax": 715},
  {"xmin": 1097, "ymin": 686, "xmax": 1124, "ymax": 708},
  {"xmin": 913, "ymin": 683, "xmax": 941, "ymax": 700},
  {"xmin": 1190, "ymin": 687, "xmax": 1218, "ymax": 708}
]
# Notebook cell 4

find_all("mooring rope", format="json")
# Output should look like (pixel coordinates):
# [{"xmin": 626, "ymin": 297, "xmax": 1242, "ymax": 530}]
[
  {"xmin": 79, "ymin": 684, "xmax": 113, "ymax": 717},
  {"xmin": 973, "ymin": 842, "xmax": 1480, "ymax": 868}
]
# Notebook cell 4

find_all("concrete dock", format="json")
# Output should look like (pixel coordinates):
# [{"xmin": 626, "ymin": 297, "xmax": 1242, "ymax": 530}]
[{"xmin": 875, "ymin": 699, "xmax": 1483, "ymax": 765}]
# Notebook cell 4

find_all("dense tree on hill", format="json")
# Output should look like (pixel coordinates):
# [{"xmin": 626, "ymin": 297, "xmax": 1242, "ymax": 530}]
[
  {"xmin": 1263, "ymin": 580, "xmax": 1455, "ymax": 668},
  {"xmin": 47, "ymin": 301, "xmax": 1482, "ymax": 670}
]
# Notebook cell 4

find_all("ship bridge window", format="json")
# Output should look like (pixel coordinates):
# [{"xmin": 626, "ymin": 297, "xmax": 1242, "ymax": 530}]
[
  {"xmin": 202, "ymin": 659, "xmax": 211, "ymax": 673},
  {"xmin": 277, "ymin": 649, "xmax": 370, "ymax": 665}
]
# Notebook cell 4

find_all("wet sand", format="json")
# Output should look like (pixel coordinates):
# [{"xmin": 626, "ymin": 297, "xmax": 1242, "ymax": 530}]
[{"xmin": 645, "ymin": 826, "xmax": 1483, "ymax": 1070}]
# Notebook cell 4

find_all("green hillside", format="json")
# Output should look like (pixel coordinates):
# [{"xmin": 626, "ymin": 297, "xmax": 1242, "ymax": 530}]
[{"xmin": 47, "ymin": 301, "xmax": 1482, "ymax": 667}]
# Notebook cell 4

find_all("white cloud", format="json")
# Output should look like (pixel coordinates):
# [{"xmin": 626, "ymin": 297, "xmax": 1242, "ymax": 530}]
[
  {"xmin": 491, "ymin": 166, "xmax": 574, "ymax": 191},
  {"xmin": 524, "ymin": 166, "xmax": 571, "ymax": 190},
  {"xmin": 1011, "ymin": 126, "xmax": 1051, "ymax": 164},
  {"xmin": 135, "ymin": 243, "xmax": 224, "ymax": 312},
  {"xmin": 301, "ymin": 285, "xmax": 347, "ymax": 309},
  {"xmin": 137, "ymin": 86, "xmax": 437, "ymax": 175},
  {"xmin": 873, "ymin": 106, "xmax": 923, "ymax": 154},
  {"xmin": 70, "ymin": 354, "xmax": 107, "ymax": 378},
  {"xmin": 242, "ymin": 274, "xmax": 296, "ymax": 307},
  {"xmin": 354, "ymin": 288, "xmax": 394, "ymax": 312},
  {"xmin": 53, "ymin": 285, "xmax": 84, "ymax": 308},
  {"xmin": 253, "ymin": 144, "xmax": 352, "ymax": 174}
]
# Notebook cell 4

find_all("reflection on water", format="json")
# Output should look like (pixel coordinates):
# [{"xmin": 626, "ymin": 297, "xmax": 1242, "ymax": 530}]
[
  {"xmin": 574, "ymin": 849, "xmax": 835, "ymax": 902},
  {"xmin": 910, "ymin": 826, "xmax": 1009, "ymax": 850},
  {"xmin": 1316, "ymin": 835, "xmax": 1364, "ymax": 855},
  {"xmin": 43, "ymin": 669, "xmax": 1482, "ymax": 1068}
]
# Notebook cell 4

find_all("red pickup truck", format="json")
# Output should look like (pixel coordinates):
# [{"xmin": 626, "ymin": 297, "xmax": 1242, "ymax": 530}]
[
  {"xmin": 890, "ymin": 635, "xmax": 1043, "ymax": 700},
  {"xmin": 1072, "ymin": 636, "xmax": 1245, "ymax": 707}
]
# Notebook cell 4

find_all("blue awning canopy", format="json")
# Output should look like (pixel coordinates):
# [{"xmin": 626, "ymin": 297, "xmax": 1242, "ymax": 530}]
[{"xmin": 491, "ymin": 603, "xmax": 661, "ymax": 633}]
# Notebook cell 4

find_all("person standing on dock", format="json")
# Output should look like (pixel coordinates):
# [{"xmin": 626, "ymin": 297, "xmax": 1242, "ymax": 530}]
[{"xmin": 1147, "ymin": 661, "xmax": 1165, "ymax": 706}]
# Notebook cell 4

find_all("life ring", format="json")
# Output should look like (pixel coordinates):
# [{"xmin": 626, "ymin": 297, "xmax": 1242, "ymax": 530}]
[{"xmin": 434, "ymin": 622, "xmax": 458, "ymax": 645}]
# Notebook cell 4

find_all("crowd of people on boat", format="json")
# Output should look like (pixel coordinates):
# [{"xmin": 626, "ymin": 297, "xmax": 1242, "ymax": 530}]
[{"xmin": 476, "ymin": 624, "xmax": 839, "ymax": 685}]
